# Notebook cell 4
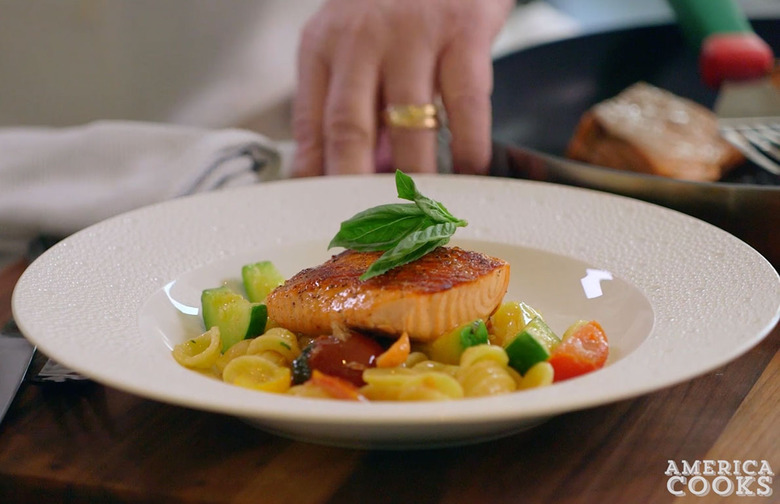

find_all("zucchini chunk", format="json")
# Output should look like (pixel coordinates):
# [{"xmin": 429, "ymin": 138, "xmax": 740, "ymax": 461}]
[
  {"xmin": 201, "ymin": 286, "xmax": 267, "ymax": 351},
  {"xmin": 504, "ymin": 317, "xmax": 560, "ymax": 374},
  {"xmin": 424, "ymin": 319, "xmax": 489, "ymax": 365},
  {"xmin": 242, "ymin": 261, "xmax": 285, "ymax": 303}
]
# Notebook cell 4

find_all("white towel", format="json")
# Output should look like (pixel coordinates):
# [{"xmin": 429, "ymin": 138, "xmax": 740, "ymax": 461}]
[{"xmin": 0, "ymin": 121, "xmax": 292, "ymax": 257}]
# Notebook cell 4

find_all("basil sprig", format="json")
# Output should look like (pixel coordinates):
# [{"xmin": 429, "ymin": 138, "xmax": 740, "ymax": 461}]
[{"xmin": 329, "ymin": 170, "xmax": 467, "ymax": 280}]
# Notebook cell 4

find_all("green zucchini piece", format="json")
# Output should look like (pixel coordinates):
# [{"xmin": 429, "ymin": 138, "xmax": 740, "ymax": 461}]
[
  {"xmin": 504, "ymin": 317, "xmax": 560, "ymax": 374},
  {"xmin": 424, "ymin": 319, "xmax": 489, "ymax": 365},
  {"xmin": 460, "ymin": 319, "xmax": 489, "ymax": 348},
  {"xmin": 242, "ymin": 261, "xmax": 285, "ymax": 303},
  {"xmin": 201, "ymin": 286, "xmax": 268, "ymax": 351}
]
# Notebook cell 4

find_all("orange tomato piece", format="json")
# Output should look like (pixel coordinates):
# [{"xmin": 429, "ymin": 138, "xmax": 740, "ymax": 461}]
[
  {"xmin": 548, "ymin": 320, "xmax": 608, "ymax": 382},
  {"xmin": 375, "ymin": 332, "xmax": 411, "ymax": 368},
  {"xmin": 308, "ymin": 370, "xmax": 367, "ymax": 401}
]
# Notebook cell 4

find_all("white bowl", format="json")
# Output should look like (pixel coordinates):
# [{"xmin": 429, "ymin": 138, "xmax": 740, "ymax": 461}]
[{"xmin": 12, "ymin": 175, "xmax": 780, "ymax": 448}]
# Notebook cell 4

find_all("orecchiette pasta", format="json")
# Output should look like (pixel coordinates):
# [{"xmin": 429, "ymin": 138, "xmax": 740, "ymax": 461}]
[
  {"xmin": 456, "ymin": 345, "xmax": 516, "ymax": 397},
  {"xmin": 459, "ymin": 344, "xmax": 509, "ymax": 368},
  {"xmin": 411, "ymin": 359, "xmax": 459, "ymax": 376},
  {"xmin": 222, "ymin": 354, "xmax": 291, "ymax": 393},
  {"xmin": 400, "ymin": 351, "xmax": 429, "ymax": 368},
  {"xmin": 247, "ymin": 327, "xmax": 301, "ymax": 365},
  {"xmin": 361, "ymin": 368, "xmax": 464, "ymax": 401},
  {"xmin": 172, "ymin": 326, "xmax": 221, "ymax": 369},
  {"xmin": 517, "ymin": 361, "xmax": 555, "ymax": 390},
  {"xmin": 173, "ymin": 297, "xmax": 606, "ymax": 402},
  {"xmin": 287, "ymin": 382, "xmax": 334, "ymax": 399},
  {"xmin": 214, "ymin": 338, "xmax": 252, "ymax": 375}
]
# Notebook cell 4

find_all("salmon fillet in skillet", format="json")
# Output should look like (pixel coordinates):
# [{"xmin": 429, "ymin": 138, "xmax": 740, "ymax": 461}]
[
  {"xmin": 566, "ymin": 82, "xmax": 744, "ymax": 181},
  {"xmin": 265, "ymin": 247, "xmax": 510, "ymax": 342}
]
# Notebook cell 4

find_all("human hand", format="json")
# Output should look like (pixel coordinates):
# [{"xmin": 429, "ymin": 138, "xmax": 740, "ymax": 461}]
[{"xmin": 291, "ymin": 0, "xmax": 514, "ymax": 176}]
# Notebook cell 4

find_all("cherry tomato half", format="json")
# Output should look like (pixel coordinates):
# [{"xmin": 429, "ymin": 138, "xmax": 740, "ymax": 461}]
[
  {"xmin": 294, "ymin": 332, "xmax": 384, "ymax": 387},
  {"xmin": 548, "ymin": 320, "xmax": 609, "ymax": 382}
]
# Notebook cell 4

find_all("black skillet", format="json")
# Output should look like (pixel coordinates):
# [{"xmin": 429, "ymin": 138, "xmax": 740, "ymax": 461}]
[{"xmin": 489, "ymin": 19, "xmax": 780, "ymax": 266}]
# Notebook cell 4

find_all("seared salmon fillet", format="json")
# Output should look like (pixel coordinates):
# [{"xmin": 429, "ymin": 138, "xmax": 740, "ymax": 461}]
[
  {"xmin": 265, "ymin": 247, "xmax": 510, "ymax": 342},
  {"xmin": 566, "ymin": 82, "xmax": 743, "ymax": 181}
]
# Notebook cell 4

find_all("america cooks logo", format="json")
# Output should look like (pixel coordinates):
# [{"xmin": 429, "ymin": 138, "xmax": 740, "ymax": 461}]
[{"xmin": 666, "ymin": 460, "xmax": 774, "ymax": 498}]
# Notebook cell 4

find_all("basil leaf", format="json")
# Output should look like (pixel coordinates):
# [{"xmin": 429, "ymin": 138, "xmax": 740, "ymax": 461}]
[
  {"xmin": 361, "ymin": 238, "xmax": 449, "ymax": 281},
  {"xmin": 329, "ymin": 170, "xmax": 468, "ymax": 279},
  {"xmin": 415, "ymin": 197, "xmax": 466, "ymax": 225},
  {"xmin": 395, "ymin": 170, "xmax": 418, "ymax": 201},
  {"xmin": 394, "ymin": 170, "xmax": 467, "ymax": 226},
  {"xmin": 360, "ymin": 222, "xmax": 457, "ymax": 280},
  {"xmin": 430, "ymin": 199, "xmax": 466, "ymax": 225},
  {"xmin": 328, "ymin": 203, "xmax": 433, "ymax": 251}
]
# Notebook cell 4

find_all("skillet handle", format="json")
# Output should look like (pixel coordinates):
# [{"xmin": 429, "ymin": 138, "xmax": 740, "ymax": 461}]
[
  {"xmin": 667, "ymin": 0, "xmax": 774, "ymax": 88},
  {"xmin": 667, "ymin": 0, "xmax": 751, "ymax": 48}
]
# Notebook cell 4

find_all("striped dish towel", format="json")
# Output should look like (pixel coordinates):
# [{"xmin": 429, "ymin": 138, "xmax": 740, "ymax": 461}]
[{"xmin": 0, "ymin": 120, "xmax": 293, "ymax": 258}]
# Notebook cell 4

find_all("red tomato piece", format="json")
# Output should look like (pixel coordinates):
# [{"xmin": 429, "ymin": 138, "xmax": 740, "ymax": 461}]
[
  {"xmin": 699, "ymin": 33, "xmax": 774, "ymax": 88},
  {"xmin": 548, "ymin": 320, "xmax": 609, "ymax": 382},
  {"xmin": 306, "ymin": 332, "xmax": 384, "ymax": 387}
]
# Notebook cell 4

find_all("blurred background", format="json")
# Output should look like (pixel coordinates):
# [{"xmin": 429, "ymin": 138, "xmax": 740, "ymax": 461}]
[{"xmin": 0, "ymin": 0, "xmax": 776, "ymax": 139}]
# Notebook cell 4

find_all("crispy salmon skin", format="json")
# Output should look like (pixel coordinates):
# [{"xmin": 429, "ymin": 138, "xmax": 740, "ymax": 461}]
[{"xmin": 265, "ymin": 247, "xmax": 510, "ymax": 342}]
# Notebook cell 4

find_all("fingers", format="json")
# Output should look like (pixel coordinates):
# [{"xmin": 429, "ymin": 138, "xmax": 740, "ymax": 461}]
[
  {"xmin": 291, "ymin": 28, "xmax": 329, "ymax": 177},
  {"xmin": 292, "ymin": 11, "xmax": 381, "ymax": 176},
  {"xmin": 438, "ymin": 37, "xmax": 494, "ymax": 175},
  {"xmin": 381, "ymin": 35, "xmax": 439, "ymax": 173},
  {"xmin": 322, "ymin": 34, "xmax": 382, "ymax": 175},
  {"xmin": 374, "ymin": 129, "xmax": 394, "ymax": 173},
  {"xmin": 292, "ymin": 0, "xmax": 510, "ymax": 177}
]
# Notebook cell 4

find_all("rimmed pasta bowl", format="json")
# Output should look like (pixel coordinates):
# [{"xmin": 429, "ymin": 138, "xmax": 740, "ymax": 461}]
[{"xmin": 12, "ymin": 175, "xmax": 780, "ymax": 448}]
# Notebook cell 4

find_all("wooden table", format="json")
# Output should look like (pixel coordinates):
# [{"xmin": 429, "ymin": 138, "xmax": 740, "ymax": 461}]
[{"xmin": 1, "ymin": 252, "xmax": 778, "ymax": 503}]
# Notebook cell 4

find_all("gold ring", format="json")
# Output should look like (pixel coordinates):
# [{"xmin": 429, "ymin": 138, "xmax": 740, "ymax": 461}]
[{"xmin": 383, "ymin": 103, "xmax": 441, "ymax": 129}]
